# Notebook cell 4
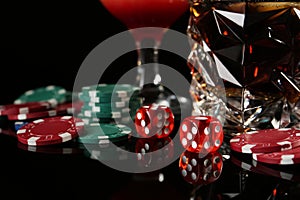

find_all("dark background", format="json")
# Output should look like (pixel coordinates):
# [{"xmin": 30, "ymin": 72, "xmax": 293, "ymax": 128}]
[{"xmin": 0, "ymin": 0, "xmax": 191, "ymax": 105}]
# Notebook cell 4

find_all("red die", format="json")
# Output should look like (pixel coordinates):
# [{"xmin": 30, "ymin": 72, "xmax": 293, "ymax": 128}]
[
  {"xmin": 180, "ymin": 116, "xmax": 223, "ymax": 154},
  {"xmin": 135, "ymin": 104, "xmax": 174, "ymax": 138},
  {"xmin": 179, "ymin": 150, "xmax": 223, "ymax": 185}
]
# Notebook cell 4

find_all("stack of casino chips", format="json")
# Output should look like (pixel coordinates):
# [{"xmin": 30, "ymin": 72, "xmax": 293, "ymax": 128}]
[
  {"xmin": 0, "ymin": 85, "xmax": 85, "ymax": 149},
  {"xmin": 73, "ymin": 84, "xmax": 144, "ymax": 159},
  {"xmin": 230, "ymin": 128, "xmax": 300, "ymax": 165},
  {"xmin": 0, "ymin": 85, "xmax": 83, "ymax": 131},
  {"xmin": 77, "ymin": 84, "xmax": 143, "ymax": 125},
  {"xmin": 0, "ymin": 84, "xmax": 139, "ymax": 158}
]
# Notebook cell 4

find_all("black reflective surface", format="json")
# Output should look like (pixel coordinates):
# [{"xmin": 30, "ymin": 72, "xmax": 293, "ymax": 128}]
[{"xmin": 1, "ymin": 123, "xmax": 300, "ymax": 199}]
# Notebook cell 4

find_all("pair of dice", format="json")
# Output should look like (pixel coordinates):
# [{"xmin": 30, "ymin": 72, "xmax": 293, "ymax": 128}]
[{"xmin": 134, "ymin": 104, "xmax": 224, "ymax": 154}]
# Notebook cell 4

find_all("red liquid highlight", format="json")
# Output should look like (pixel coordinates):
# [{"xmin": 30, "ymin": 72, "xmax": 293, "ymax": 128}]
[{"xmin": 100, "ymin": 0, "xmax": 189, "ymax": 41}]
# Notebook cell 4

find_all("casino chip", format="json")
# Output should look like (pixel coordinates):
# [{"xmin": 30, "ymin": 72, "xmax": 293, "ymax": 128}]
[
  {"xmin": 230, "ymin": 128, "xmax": 300, "ymax": 154},
  {"xmin": 56, "ymin": 101, "xmax": 83, "ymax": 115},
  {"xmin": 77, "ymin": 114, "xmax": 111, "ymax": 125},
  {"xmin": 17, "ymin": 116, "xmax": 84, "ymax": 146},
  {"xmin": 6, "ymin": 100, "xmax": 83, "ymax": 122},
  {"xmin": 253, "ymin": 146, "xmax": 300, "ymax": 165},
  {"xmin": 80, "ymin": 83, "xmax": 140, "ymax": 97},
  {"xmin": 0, "ymin": 102, "xmax": 51, "ymax": 116},
  {"xmin": 14, "ymin": 121, "xmax": 28, "ymax": 131},
  {"xmin": 14, "ymin": 85, "xmax": 68, "ymax": 107},
  {"xmin": 78, "ymin": 123, "xmax": 132, "ymax": 144},
  {"xmin": 77, "ymin": 83, "xmax": 143, "ymax": 124},
  {"xmin": 7, "ymin": 109, "xmax": 65, "ymax": 121}
]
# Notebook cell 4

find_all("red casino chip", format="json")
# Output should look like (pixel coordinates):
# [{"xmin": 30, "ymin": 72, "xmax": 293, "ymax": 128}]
[
  {"xmin": 230, "ymin": 128, "xmax": 300, "ymax": 154},
  {"xmin": 253, "ymin": 146, "xmax": 300, "ymax": 165},
  {"xmin": 7, "ymin": 109, "xmax": 65, "ymax": 121},
  {"xmin": 0, "ymin": 102, "xmax": 51, "ymax": 116},
  {"xmin": 17, "ymin": 116, "xmax": 84, "ymax": 146},
  {"xmin": 56, "ymin": 101, "xmax": 83, "ymax": 115}
]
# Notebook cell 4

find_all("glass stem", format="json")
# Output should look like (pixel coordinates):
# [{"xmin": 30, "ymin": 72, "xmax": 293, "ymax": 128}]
[
  {"xmin": 153, "ymin": 42, "xmax": 161, "ymax": 85},
  {"xmin": 135, "ymin": 39, "xmax": 161, "ymax": 88}
]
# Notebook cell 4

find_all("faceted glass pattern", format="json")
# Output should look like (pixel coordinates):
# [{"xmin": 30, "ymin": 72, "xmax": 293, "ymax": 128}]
[{"xmin": 187, "ymin": 1, "xmax": 300, "ymax": 133}]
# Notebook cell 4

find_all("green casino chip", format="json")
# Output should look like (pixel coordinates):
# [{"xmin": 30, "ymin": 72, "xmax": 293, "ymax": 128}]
[
  {"xmin": 78, "ymin": 93, "xmax": 121, "ymax": 103},
  {"xmin": 79, "ymin": 84, "xmax": 141, "ymax": 101},
  {"xmin": 78, "ymin": 93, "xmax": 142, "ymax": 104},
  {"xmin": 78, "ymin": 123, "xmax": 132, "ymax": 144},
  {"xmin": 80, "ymin": 109, "xmax": 126, "ymax": 119},
  {"xmin": 76, "ymin": 113, "xmax": 111, "ymax": 124},
  {"xmin": 81, "ymin": 101, "xmax": 129, "ymax": 112},
  {"xmin": 81, "ymin": 84, "xmax": 140, "ymax": 96},
  {"xmin": 80, "ymin": 105, "xmax": 130, "ymax": 114},
  {"xmin": 14, "ymin": 85, "xmax": 67, "ymax": 107}
]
